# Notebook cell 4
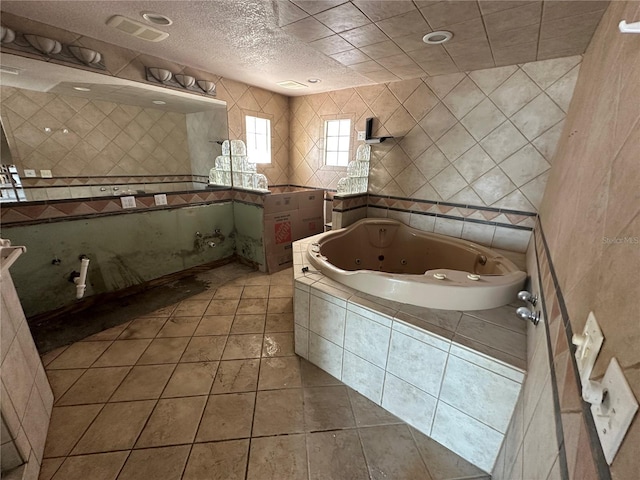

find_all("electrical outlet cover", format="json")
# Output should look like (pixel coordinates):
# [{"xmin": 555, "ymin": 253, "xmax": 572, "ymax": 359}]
[
  {"xmin": 120, "ymin": 196, "xmax": 136, "ymax": 209},
  {"xmin": 591, "ymin": 358, "xmax": 638, "ymax": 465},
  {"xmin": 572, "ymin": 311, "xmax": 604, "ymax": 382},
  {"xmin": 40, "ymin": 169, "xmax": 52, "ymax": 178},
  {"xmin": 24, "ymin": 169, "xmax": 36, "ymax": 177},
  {"xmin": 357, "ymin": 131, "xmax": 366, "ymax": 141},
  {"xmin": 154, "ymin": 194, "xmax": 167, "ymax": 206}
]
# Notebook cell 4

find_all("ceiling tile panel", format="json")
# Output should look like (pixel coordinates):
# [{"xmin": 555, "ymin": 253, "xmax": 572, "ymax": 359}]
[
  {"xmin": 309, "ymin": 34, "xmax": 354, "ymax": 55},
  {"xmin": 275, "ymin": 1, "xmax": 309, "ymax": 26},
  {"xmin": 315, "ymin": 3, "xmax": 371, "ymax": 33},
  {"xmin": 329, "ymin": 49, "xmax": 371, "ymax": 66},
  {"xmin": 339, "ymin": 24, "xmax": 388, "ymax": 48},
  {"xmin": 394, "ymin": 33, "xmax": 432, "ymax": 53},
  {"xmin": 539, "ymin": 9, "xmax": 607, "ymax": 41},
  {"xmin": 352, "ymin": 0, "xmax": 417, "ymax": 22},
  {"xmin": 282, "ymin": 16, "xmax": 334, "ymax": 42},
  {"xmin": 419, "ymin": 1, "xmax": 482, "ymax": 29},
  {"xmin": 375, "ymin": 11, "xmax": 430, "ymax": 38},
  {"xmin": 292, "ymin": 0, "xmax": 349, "ymax": 15},
  {"xmin": 483, "ymin": 2, "xmax": 542, "ymax": 34},
  {"xmin": 541, "ymin": 0, "xmax": 609, "ymax": 21},
  {"xmin": 478, "ymin": 1, "xmax": 539, "ymax": 16},
  {"xmin": 492, "ymin": 41, "xmax": 538, "ymax": 67},
  {"xmin": 360, "ymin": 40, "xmax": 404, "ymax": 59},
  {"xmin": 487, "ymin": 23, "xmax": 539, "ymax": 49}
]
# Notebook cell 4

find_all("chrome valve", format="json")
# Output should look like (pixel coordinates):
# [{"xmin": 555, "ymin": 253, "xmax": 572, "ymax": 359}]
[
  {"xmin": 517, "ymin": 290, "xmax": 538, "ymax": 306},
  {"xmin": 516, "ymin": 307, "xmax": 540, "ymax": 326}
]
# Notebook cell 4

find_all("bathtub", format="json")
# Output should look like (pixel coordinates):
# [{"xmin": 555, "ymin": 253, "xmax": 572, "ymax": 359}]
[{"xmin": 306, "ymin": 218, "xmax": 526, "ymax": 310}]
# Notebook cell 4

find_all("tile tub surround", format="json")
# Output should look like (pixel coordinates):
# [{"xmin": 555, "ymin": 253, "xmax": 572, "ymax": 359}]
[{"xmin": 293, "ymin": 236, "xmax": 527, "ymax": 472}]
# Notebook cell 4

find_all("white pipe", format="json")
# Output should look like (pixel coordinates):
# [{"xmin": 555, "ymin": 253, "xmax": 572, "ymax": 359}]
[
  {"xmin": 74, "ymin": 257, "xmax": 90, "ymax": 299},
  {"xmin": 619, "ymin": 20, "xmax": 640, "ymax": 33}
]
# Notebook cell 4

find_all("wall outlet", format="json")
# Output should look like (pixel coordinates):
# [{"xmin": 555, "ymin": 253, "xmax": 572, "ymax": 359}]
[
  {"xmin": 24, "ymin": 169, "xmax": 36, "ymax": 178},
  {"xmin": 40, "ymin": 169, "xmax": 53, "ymax": 178},
  {"xmin": 357, "ymin": 131, "xmax": 366, "ymax": 141},
  {"xmin": 120, "ymin": 196, "xmax": 136, "ymax": 209},
  {"xmin": 154, "ymin": 194, "xmax": 168, "ymax": 206}
]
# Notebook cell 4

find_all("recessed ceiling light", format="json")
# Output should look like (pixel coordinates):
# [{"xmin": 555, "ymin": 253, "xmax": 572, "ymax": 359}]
[
  {"xmin": 277, "ymin": 80, "xmax": 308, "ymax": 90},
  {"xmin": 423, "ymin": 31, "xmax": 453, "ymax": 45},
  {"xmin": 73, "ymin": 86, "xmax": 91, "ymax": 91},
  {"xmin": 152, "ymin": 100, "xmax": 167, "ymax": 105},
  {"xmin": 141, "ymin": 12, "xmax": 173, "ymax": 26},
  {"xmin": 0, "ymin": 65, "xmax": 21, "ymax": 75},
  {"xmin": 307, "ymin": 78, "xmax": 321, "ymax": 84}
]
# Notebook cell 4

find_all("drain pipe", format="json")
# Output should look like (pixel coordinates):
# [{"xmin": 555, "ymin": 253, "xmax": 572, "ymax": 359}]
[{"xmin": 69, "ymin": 255, "xmax": 90, "ymax": 299}]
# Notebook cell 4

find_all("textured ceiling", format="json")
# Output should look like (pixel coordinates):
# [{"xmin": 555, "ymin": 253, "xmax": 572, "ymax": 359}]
[{"xmin": 0, "ymin": 1, "xmax": 609, "ymax": 96}]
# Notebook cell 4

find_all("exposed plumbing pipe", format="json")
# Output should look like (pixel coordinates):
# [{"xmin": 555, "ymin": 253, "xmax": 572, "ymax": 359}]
[{"xmin": 71, "ymin": 255, "xmax": 90, "ymax": 299}]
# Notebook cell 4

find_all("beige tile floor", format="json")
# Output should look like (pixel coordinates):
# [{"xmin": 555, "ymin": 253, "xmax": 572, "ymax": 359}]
[{"xmin": 38, "ymin": 267, "xmax": 490, "ymax": 480}]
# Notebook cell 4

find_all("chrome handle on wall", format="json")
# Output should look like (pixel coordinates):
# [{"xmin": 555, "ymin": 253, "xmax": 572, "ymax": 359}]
[
  {"xmin": 516, "ymin": 307, "xmax": 540, "ymax": 326},
  {"xmin": 517, "ymin": 290, "xmax": 538, "ymax": 306}
]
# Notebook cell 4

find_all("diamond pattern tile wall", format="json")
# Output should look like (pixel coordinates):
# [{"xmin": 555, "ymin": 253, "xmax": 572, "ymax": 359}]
[{"xmin": 289, "ymin": 55, "xmax": 582, "ymax": 212}]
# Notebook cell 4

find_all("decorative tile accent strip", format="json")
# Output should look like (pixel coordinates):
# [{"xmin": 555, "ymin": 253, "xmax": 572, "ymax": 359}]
[{"xmin": 534, "ymin": 220, "xmax": 611, "ymax": 480}]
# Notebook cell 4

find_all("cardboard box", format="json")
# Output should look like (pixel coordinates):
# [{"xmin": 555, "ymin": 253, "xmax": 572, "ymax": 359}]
[
  {"xmin": 293, "ymin": 207, "xmax": 324, "ymax": 241},
  {"xmin": 264, "ymin": 211, "xmax": 296, "ymax": 249},
  {"xmin": 298, "ymin": 190, "xmax": 324, "ymax": 210},
  {"xmin": 264, "ymin": 194, "xmax": 298, "ymax": 214},
  {"xmin": 266, "ymin": 243, "xmax": 293, "ymax": 273}
]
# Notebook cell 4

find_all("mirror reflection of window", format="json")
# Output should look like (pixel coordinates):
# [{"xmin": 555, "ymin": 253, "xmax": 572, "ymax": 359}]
[
  {"xmin": 245, "ymin": 115, "xmax": 271, "ymax": 164},
  {"xmin": 324, "ymin": 119, "xmax": 351, "ymax": 167}
]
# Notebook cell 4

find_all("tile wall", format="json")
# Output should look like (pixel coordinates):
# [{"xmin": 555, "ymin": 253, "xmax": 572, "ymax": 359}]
[
  {"xmin": 1, "ymin": 268, "xmax": 54, "ymax": 480},
  {"xmin": 496, "ymin": 3, "xmax": 640, "ymax": 479},
  {"xmin": 290, "ymin": 55, "xmax": 581, "ymax": 215}
]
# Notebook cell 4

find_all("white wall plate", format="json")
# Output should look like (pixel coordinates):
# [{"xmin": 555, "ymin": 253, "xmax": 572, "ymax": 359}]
[
  {"xmin": 154, "ymin": 194, "xmax": 167, "ymax": 206},
  {"xmin": 572, "ymin": 311, "xmax": 604, "ymax": 382},
  {"xmin": 591, "ymin": 358, "xmax": 638, "ymax": 465},
  {"xmin": 120, "ymin": 196, "xmax": 136, "ymax": 209}
]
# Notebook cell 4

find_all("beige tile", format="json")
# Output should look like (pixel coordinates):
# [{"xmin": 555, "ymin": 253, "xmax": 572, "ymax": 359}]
[
  {"xmin": 300, "ymin": 358, "xmax": 342, "ymax": 387},
  {"xmin": 47, "ymin": 368, "xmax": 85, "ymax": 402},
  {"xmin": 453, "ymin": 144, "xmax": 496, "ymax": 183},
  {"xmin": 247, "ymin": 434, "xmax": 308, "ymax": 480},
  {"xmin": 339, "ymin": 23, "xmax": 387, "ymax": 48},
  {"xmin": 304, "ymin": 386, "xmax": 355, "ymax": 431},
  {"xmin": 51, "ymin": 451, "xmax": 128, "ymax": 480},
  {"xmin": 499, "ymin": 145, "xmax": 550, "ymax": 187},
  {"xmin": 92, "ymin": 339, "xmax": 152, "ymax": 367},
  {"xmin": 139, "ymin": 304, "xmax": 176, "ymax": 317},
  {"xmin": 222, "ymin": 334, "xmax": 263, "ymax": 360},
  {"xmin": 136, "ymin": 396, "xmax": 207, "ymax": 448},
  {"xmin": 521, "ymin": 55, "xmax": 582, "ymax": 90},
  {"xmin": 468, "ymin": 65, "xmax": 518, "ymax": 95},
  {"xmin": 510, "ymin": 93, "xmax": 565, "ymax": 141},
  {"xmin": 484, "ymin": 1, "xmax": 542, "ymax": 33},
  {"xmin": 39, "ymin": 458, "xmax": 65, "ymax": 480},
  {"xmin": 117, "ymin": 317, "xmax": 167, "ymax": 339},
  {"xmin": 471, "ymin": 166, "xmax": 517, "ymax": 205},
  {"xmin": 479, "ymin": 120, "xmax": 528, "ymax": 163},
  {"xmin": 268, "ymin": 285, "xmax": 294, "ymax": 298},
  {"xmin": 162, "ymin": 361, "xmax": 218, "ymax": 398},
  {"xmin": 195, "ymin": 392, "xmax": 255, "ymax": 442},
  {"xmin": 194, "ymin": 315, "xmax": 234, "ymax": 336},
  {"xmin": 262, "ymin": 332, "xmax": 295, "ymax": 357},
  {"xmin": 359, "ymin": 424, "xmax": 431, "ymax": 479},
  {"xmin": 181, "ymin": 336, "xmax": 227, "ymax": 362},
  {"xmin": 231, "ymin": 314, "xmax": 266, "ymax": 334},
  {"xmin": 545, "ymin": 65, "xmax": 580, "ymax": 113},
  {"xmin": 267, "ymin": 297, "xmax": 293, "ymax": 314},
  {"xmin": 348, "ymin": 389, "xmax": 402, "ymax": 427},
  {"xmin": 489, "ymin": 69, "xmax": 542, "ymax": 117},
  {"xmin": 461, "ymin": 98, "xmax": 507, "ymax": 142},
  {"xmin": 419, "ymin": 0, "xmax": 480, "ymax": 29},
  {"xmin": 47, "ymin": 341, "xmax": 112, "ymax": 369},
  {"xmin": 118, "ymin": 445, "xmax": 190, "ymax": 480},
  {"xmin": 259, "ymin": 357, "xmax": 302, "ymax": 390},
  {"xmin": 83, "ymin": 322, "xmax": 131, "ymax": 341},
  {"xmin": 110, "ymin": 364, "xmax": 175, "ymax": 401},
  {"xmin": 57, "ymin": 366, "xmax": 130, "ymax": 405},
  {"xmin": 214, "ymin": 285, "xmax": 245, "ymax": 299},
  {"xmin": 137, "ymin": 337, "xmax": 189, "ymax": 365},
  {"xmin": 235, "ymin": 298, "xmax": 268, "ymax": 315},
  {"xmin": 265, "ymin": 313, "xmax": 294, "ymax": 332},
  {"xmin": 307, "ymin": 429, "xmax": 370, "ymax": 480},
  {"xmin": 43, "ymin": 404, "xmax": 103, "ymax": 458},
  {"xmin": 282, "ymin": 16, "xmax": 333, "ymax": 43},
  {"xmin": 172, "ymin": 300, "xmax": 210, "ymax": 317},
  {"xmin": 253, "ymin": 389, "xmax": 305, "ymax": 436},
  {"xmin": 211, "ymin": 359, "xmax": 260, "ymax": 394},
  {"xmin": 72, "ymin": 400, "xmax": 155, "ymax": 454},
  {"xmin": 315, "ymin": 3, "xmax": 370, "ymax": 33},
  {"xmin": 183, "ymin": 440, "xmax": 250, "ymax": 480},
  {"xmin": 429, "ymin": 165, "xmax": 468, "ymax": 200},
  {"xmin": 40, "ymin": 346, "xmax": 69, "ymax": 368},
  {"xmin": 458, "ymin": 314, "xmax": 526, "ymax": 360},
  {"xmin": 156, "ymin": 316, "xmax": 201, "ymax": 338},
  {"xmin": 204, "ymin": 298, "xmax": 239, "ymax": 316},
  {"xmin": 435, "ymin": 123, "xmax": 476, "ymax": 162},
  {"xmin": 412, "ymin": 426, "xmax": 487, "ymax": 479},
  {"xmin": 242, "ymin": 285, "xmax": 270, "ymax": 298}
]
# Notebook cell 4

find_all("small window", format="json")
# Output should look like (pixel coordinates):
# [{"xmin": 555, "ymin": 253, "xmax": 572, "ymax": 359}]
[
  {"xmin": 324, "ymin": 119, "xmax": 351, "ymax": 167},
  {"xmin": 245, "ymin": 115, "xmax": 271, "ymax": 164}
]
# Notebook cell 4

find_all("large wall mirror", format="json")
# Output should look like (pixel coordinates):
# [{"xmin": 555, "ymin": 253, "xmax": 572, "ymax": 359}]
[{"xmin": 0, "ymin": 53, "xmax": 229, "ymax": 203}]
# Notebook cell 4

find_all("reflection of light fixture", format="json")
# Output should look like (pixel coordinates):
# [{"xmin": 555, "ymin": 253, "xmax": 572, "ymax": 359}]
[
  {"xmin": 141, "ymin": 12, "xmax": 173, "ymax": 26},
  {"xmin": 62, "ymin": 128, "xmax": 69, "ymax": 134},
  {"xmin": 1, "ymin": 26, "xmax": 15, "ymax": 44},
  {"xmin": 197, "ymin": 80, "xmax": 216, "ymax": 95},
  {"xmin": 68, "ymin": 46, "xmax": 102, "ymax": 66},
  {"xmin": 152, "ymin": 100, "xmax": 166, "ymax": 105},
  {"xmin": 174, "ymin": 74, "xmax": 195, "ymax": 88},
  {"xmin": 148, "ymin": 67, "xmax": 172, "ymax": 83},
  {"xmin": 423, "ymin": 31, "xmax": 453, "ymax": 44},
  {"xmin": 44, "ymin": 127, "xmax": 52, "ymax": 133},
  {"xmin": 307, "ymin": 78, "xmax": 321, "ymax": 84},
  {"xmin": 73, "ymin": 86, "xmax": 91, "ymax": 92},
  {"xmin": 24, "ymin": 34, "xmax": 63, "ymax": 54}
]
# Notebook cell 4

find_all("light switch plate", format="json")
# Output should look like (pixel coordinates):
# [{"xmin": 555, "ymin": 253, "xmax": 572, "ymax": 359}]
[
  {"xmin": 591, "ymin": 358, "xmax": 638, "ymax": 465},
  {"xmin": 357, "ymin": 131, "xmax": 366, "ymax": 141},
  {"xmin": 40, "ymin": 169, "xmax": 52, "ymax": 178},
  {"xmin": 24, "ymin": 169, "xmax": 36, "ymax": 177},
  {"xmin": 120, "ymin": 196, "xmax": 136, "ymax": 209},
  {"xmin": 572, "ymin": 311, "xmax": 604, "ymax": 382},
  {"xmin": 154, "ymin": 194, "xmax": 167, "ymax": 206}
]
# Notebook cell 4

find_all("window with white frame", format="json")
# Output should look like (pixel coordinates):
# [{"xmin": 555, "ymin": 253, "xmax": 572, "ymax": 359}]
[
  {"xmin": 245, "ymin": 115, "xmax": 271, "ymax": 164},
  {"xmin": 324, "ymin": 119, "xmax": 351, "ymax": 167}
]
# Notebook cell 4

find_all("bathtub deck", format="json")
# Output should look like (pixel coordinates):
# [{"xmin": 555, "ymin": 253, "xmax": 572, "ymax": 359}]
[{"xmin": 292, "ymin": 235, "xmax": 528, "ymax": 473}]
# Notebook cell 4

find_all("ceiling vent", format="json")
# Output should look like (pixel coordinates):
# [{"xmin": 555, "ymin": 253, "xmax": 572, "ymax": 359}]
[
  {"xmin": 107, "ymin": 15, "xmax": 169, "ymax": 42},
  {"xmin": 276, "ymin": 80, "xmax": 308, "ymax": 90}
]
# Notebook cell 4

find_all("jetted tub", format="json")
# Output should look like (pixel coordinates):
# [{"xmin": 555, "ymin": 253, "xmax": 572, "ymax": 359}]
[{"xmin": 306, "ymin": 218, "xmax": 526, "ymax": 310}]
